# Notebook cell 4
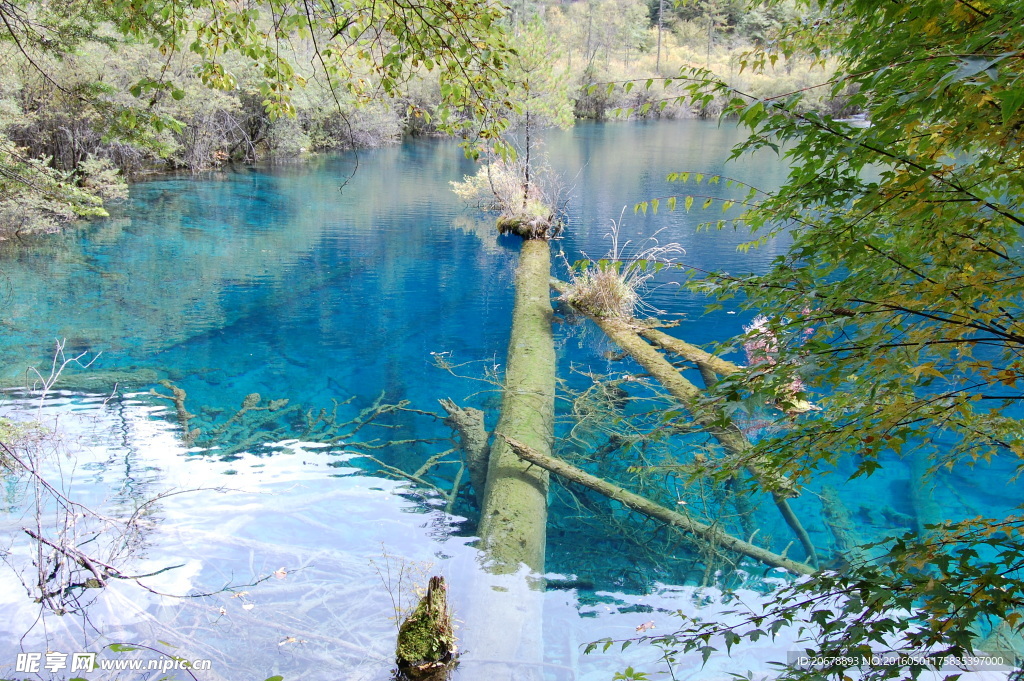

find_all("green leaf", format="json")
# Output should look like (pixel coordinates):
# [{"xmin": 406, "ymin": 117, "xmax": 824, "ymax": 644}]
[{"xmin": 998, "ymin": 89, "xmax": 1024, "ymax": 125}]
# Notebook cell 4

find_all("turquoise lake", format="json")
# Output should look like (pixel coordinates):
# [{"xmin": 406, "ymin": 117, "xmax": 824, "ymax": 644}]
[{"xmin": 0, "ymin": 120, "xmax": 1019, "ymax": 680}]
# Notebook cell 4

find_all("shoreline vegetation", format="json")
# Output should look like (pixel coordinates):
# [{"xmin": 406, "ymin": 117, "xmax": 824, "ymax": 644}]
[{"xmin": 0, "ymin": 0, "xmax": 845, "ymax": 239}]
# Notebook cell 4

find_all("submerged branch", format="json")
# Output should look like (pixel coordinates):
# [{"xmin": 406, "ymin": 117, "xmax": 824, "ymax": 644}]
[
  {"xmin": 439, "ymin": 398, "xmax": 490, "ymax": 509},
  {"xmin": 552, "ymin": 278, "xmax": 793, "ymax": 493},
  {"xmin": 500, "ymin": 435, "xmax": 813, "ymax": 575}
]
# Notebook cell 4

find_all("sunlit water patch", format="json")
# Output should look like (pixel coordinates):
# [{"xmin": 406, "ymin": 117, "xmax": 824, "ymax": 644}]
[{"xmin": 0, "ymin": 391, "xmax": 823, "ymax": 681}]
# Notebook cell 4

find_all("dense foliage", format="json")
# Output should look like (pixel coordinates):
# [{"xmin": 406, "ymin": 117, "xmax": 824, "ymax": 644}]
[
  {"xmin": 625, "ymin": 0, "xmax": 1024, "ymax": 677},
  {"xmin": 0, "ymin": 0, "xmax": 518, "ymax": 234}
]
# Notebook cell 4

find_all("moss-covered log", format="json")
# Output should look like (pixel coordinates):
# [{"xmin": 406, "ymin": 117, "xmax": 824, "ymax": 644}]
[
  {"xmin": 151, "ymin": 379, "xmax": 200, "ymax": 444},
  {"xmin": 496, "ymin": 215, "xmax": 554, "ymax": 240},
  {"xmin": 395, "ymin": 576, "xmax": 457, "ymax": 680},
  {"xmin": 463, "ymin": 238, "xmax": 553, "ymax": 681},
  {"xmin": 501, "ymin": 434, "xmax": 814, "ymax": 575},
  {"xmin": 478, "ymin": 238, "xmax": 554, "ymax": 574}
]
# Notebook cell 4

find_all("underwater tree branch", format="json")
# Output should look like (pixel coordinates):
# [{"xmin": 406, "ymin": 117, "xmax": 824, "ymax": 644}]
[{"xmin": 500, "ymin": 434, "xmax": 813, "ymax": 575}]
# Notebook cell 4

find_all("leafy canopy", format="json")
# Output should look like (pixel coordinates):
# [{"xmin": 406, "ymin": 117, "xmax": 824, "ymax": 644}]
[
  {"xmin": 0, "ymin": 0, "xmax": 523, "ymax": 229},
  {"xmin": 619, "ymin": 0, "xmax": 1024, "ymax": 677},
  {"xmin": 706, "ymin": 0, "xmax": 1024, "ymax": 485},
  {"xmin": 1, "ymin": 0, "xmax": 517, "ymax": 138}
]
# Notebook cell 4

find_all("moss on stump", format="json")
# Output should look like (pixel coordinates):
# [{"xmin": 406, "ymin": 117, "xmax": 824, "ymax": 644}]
[{"xmin": 395, "ymin": 576, "xmax": 456, "ymax": 680}]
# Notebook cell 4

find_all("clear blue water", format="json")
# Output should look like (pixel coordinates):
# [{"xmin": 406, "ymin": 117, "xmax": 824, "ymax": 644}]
[{"xmin": 0, "ymin": 120, "xmax": 1019, "ymax": 680}]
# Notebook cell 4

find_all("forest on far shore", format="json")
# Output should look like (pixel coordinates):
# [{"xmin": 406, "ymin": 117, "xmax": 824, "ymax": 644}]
[{"xmin": 0, "ymin": 0, "xmax": 840, "ymax": 236}]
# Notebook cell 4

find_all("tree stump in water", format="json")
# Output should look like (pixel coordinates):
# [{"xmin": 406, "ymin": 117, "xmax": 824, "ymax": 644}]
[{"xmin": 395, "ymin": 576, "xmax": 457, "ymax": 680}]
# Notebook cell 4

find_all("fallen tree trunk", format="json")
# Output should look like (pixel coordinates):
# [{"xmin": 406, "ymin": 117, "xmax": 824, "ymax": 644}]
[
  {"xmin": 550, "ymin": 278, "xmax": 819, "ymax": 567},
  {"xmin": 465, "ymin": 237, "xmax": 554, "ymax": 681},
  {"xmin": 478, "ymin": 238, "xmax": 554, "ymax": 574},
  {"xmin": 501, "ymin": 434, "xmax": 814, "ymax": 575},
  {"xmin": 639, "ymin": 327, "xmax": 741, "ymax": 377},
  {"xmin": 552, "ymin": 279, "xmax": 791, "ymax": 492}
]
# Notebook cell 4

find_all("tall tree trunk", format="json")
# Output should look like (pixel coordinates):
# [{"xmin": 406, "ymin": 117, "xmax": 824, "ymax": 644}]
[{"xmin": 656, "ymin": 0, "xmax": 664, "ymax": 73}]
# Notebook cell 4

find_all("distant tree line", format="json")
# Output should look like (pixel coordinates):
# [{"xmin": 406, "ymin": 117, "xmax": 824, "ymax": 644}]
[{"xmin": 0, "ymin": 0, "xmax": 821, "ymax": 236}]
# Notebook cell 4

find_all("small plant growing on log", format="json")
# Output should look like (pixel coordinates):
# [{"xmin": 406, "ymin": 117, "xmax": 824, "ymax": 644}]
[
  {"xmin": 562, "ymin": 214, "xmax": 684, "ymax": 319},
  {"xmin": 450, "ymin": 155, "xmax": 566, "ymax": 239}
]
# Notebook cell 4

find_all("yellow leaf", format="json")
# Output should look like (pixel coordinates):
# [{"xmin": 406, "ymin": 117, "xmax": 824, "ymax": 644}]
[{"xmin": 910, "ymin": 363, "xmax": 945, "ymax": 380}]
